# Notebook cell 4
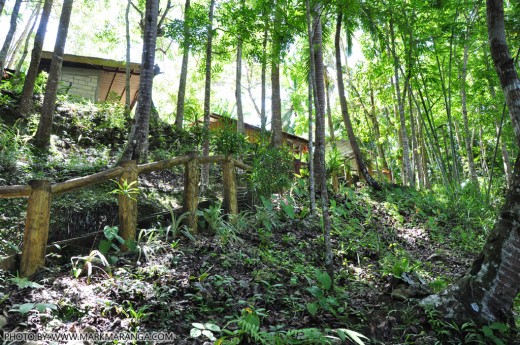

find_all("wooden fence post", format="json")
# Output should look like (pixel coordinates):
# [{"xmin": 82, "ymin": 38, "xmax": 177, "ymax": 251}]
[
  {"xmin": 183, "ymin": 151, "xmax": 199, "ymax": 233},
  {"xmin": 118, "ymin": 160, "xmax": 138, "ymax": 250},
  {"xmin": 20, "ymin": 180, "xmax": 52, "ymax": 277},
  {"xmin": 222, "ymin": 156, "xmax": 238, "ymax": 218}
]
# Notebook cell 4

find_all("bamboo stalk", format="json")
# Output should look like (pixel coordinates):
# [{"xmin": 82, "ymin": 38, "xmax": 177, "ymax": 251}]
[
  {"xmin": 20, "ymin": 180, "xmax": 52, "ymax": 277},
  {"xmin": 137, "ymin": 155, "xmax": 190, "ymax": 174},
  {"xmin": 52, "ymin": 166, "xmax": 124, "ymax": 195},
  {"xmin": 0, "ymin": 185, "xmax": 32, "ymax": 198}
]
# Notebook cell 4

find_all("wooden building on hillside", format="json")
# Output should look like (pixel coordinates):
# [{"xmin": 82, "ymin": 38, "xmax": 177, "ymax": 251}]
[{"xmin": 39, "ymin": 52, "xmax": 141, "ymax": 108}]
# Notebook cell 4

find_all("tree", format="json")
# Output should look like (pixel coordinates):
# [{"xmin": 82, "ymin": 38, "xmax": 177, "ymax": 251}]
[
  {"xmin": 307, "ymin": 1, "xmax": 334, "ymax": 283},
  {"xmin": 124, "ymin": 0, "xmax": 132, "ymax": 113},
  {"xmin": 174, "ymin": 0, "xmax": 191, "ymax": 129},
  {"xmin": 335, "ymin": 10, "xmax": 381, "ymax": 190},
  {"xmin": 120, "ymin": 0, "xmax": 159, "ymax": 162},
  {"xmin": 235, "ymin": 0, "xmax": 245, "ymax": 134},
  {"xmin": 421, "ymin": 0, "xmax": 520, "ymax": 325},
  {"xmin": 0, "ymin": 0, "xmax": 22, "ymax": 83},
  {"xmin": 18, "ymin": 0, "xmax": 53, "ymax": 117},
  {"xmin": 8, "ymin": 2, "xmax": 41, "ymax": 70},
  {"xmin": 201, "ymin": 0, "xmax": 216, "ymax": 188},
  {"xmin": 33, "ymin": 0, "xmax": 74, "ymax": 151},
  {"xmin": 0, "ymin": 0, "xmax": 5, "ymax": 16},
  {"xmin": 270, "ymin": 0, "xmax": 283, "ymax": 147}
]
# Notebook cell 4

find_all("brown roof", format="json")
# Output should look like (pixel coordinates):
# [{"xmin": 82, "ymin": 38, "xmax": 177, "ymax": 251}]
[{"xmin": 40, "ymin": 51, "xmax": 141, "ymax": 74}]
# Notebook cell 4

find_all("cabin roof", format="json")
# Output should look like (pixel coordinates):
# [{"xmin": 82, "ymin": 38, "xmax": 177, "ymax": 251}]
[
  {"xmin": 209, "ymin": 113, "xmax": 309, "ymax": 146},
  {"xmin": 40, "ymin": 51, "xmax": 141, "ymax": 74}
]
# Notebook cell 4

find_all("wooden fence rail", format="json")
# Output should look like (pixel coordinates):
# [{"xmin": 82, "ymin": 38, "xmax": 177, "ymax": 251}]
[{"xmin": 0, "ymin": 152, "xmax": 252, "ymax": 277}]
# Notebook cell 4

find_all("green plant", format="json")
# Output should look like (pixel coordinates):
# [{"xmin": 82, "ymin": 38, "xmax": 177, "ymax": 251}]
[
  {"xmin": 305, "ymin": 270, "xmax": 340, "ymax": 317},
  {"xmin": 10, "ymin": 302, "xmax": 57, "ymax": 315},
  {"xmin": 255, "ymin": 196, "xmax": 281, "ymax": 232},
  {"xmin": 9, "ymin": 275, "xmax": 43, "ymax": 289},
  {"xmin": 191, "ymin": 322, "xmax": 221, "ymax": 342},
  {"xmin": 121, "ymin": 301, "xmax": 151, "ymax": 328},
  {"xmin": 210, "ymin": 117, "xmax": 250, "ymax": 156},
  {"xmin": 109, "ymin": 178, "xmax": 139, "ymax": 201},
  {"xmin": 71, "ymin": 250, "xmax": 112, "ymax": 284},
  {"xmin": 249, "ymin": 141, "xmax": 294, "ymax": 198},
  {"xmin": 165, "ymin": 208, "xmax": 189, "ymax": 240}
]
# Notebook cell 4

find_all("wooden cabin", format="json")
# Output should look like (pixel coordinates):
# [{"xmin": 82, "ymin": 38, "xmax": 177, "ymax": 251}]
[
  {"xmin": 39, "ymin": 52, "xmax": 141, "ymax": 108},
  {"xmin": 208, "ymin": 114, "xmax": 309, "ymax": 174}
]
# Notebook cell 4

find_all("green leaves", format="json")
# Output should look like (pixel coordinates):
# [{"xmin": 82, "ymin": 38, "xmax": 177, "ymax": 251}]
[
  {"xmin": 10, "ymin": 302, "xmax": 57, "ymax": 315},
  {"xmin": 190, "ymin": 322, "xmax": 221, "ymax": 341}
]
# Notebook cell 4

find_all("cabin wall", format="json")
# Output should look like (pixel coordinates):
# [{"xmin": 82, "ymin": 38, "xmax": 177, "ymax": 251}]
[{"xmin": 58, "ymin": 67, "xmax": 100, "ymax": 101}]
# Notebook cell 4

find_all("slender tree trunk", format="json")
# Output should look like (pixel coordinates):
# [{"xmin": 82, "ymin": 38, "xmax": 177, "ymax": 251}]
[
  {"xmin": 325, "ymin": 76, "xmax": 335, "ymax": 143},
  {"xmin": 15, "ymin": 2, "xmax": 40, "ymax": 74},
  {"xmin": 335, "ymin": 12, "xmax": 381, "ymax": 190},
  {"xmin": 33, "ymin": 0, "xmax": 74, "ymax": 151},
  {"xmin": 0, "ymin": 0, "xmax": 22, "ymax": 83},
  {"xmin": 480, "ymin": 126, "xmax": 489, "ymax": 176},
  {"xmin": 0, "ymin": 0, "xmax": 5, "ymax": 16},
  {"xmin": 496, "ymin": 122, "xmax": 512, "ymax": 186},
  {"xmin": 310, "ymin": 3, "xmax": 334, "ymax": 283},
  {"xmin": 422, "ymin": 0, "xmax": 520, "ymax": 325},
  {"xmin": 461, "ymin": 39, "xmax": 479, "ymax": 190},
  {"xmin": 236, "ymin": 2, "xmax": 245, "ymax": 135},
  {"xmin": 308, "ymin": 74, "xmax": 316, "ymax": 214},
  {"xmin": 260, "ymin": 9, "xmax": 268, "ymax": 131},
  {"xmin": 201, "ymin": 0, "xmax": 215, "ymax": 187},
  {"xmin": 270, "ymin": 0, "xmax": 283, "ymax": 147},
  {"xmin": 389, "ymin": 17, "xmax": 412, "ymax": 186},
  {"xmin": 18, "ymin": 0, "xmax": 53, "ymax": 117},
  {"xmin": 124, "ymin": 0, "xmax": 132, "ymax": 113},
  {"xmin": 369, "ymin": 80, "xmax": 389, "ymax": 172},
  {"xmin": 175, "ymin": 0, "xmax": 191, "ymax": 129},
  {"xmin": 8, "ymin": 3, "xmax": 40, "ymax": 70},
  {"xmin": 120, "ymin": 0, "xmax": 159, "ymax": 162}
]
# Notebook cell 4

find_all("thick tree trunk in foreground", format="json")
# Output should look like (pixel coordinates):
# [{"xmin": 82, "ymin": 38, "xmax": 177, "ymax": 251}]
[
  {"xmin": 422, "ymin": 0, "xmax": 520, "ymax": 325},
  {"xmin": 19, "ymin": 0, "xmax": 53, "ymax": 117},
  {"xmin": 33, "ymin": 0, "xmax": 73, "ymax": 151},
  {"xmin": 0, "ymin": 0, "xmax": 22, "ymax": 83},
  {"xmin": 335, "ymin": 12, "xmax": 381, "ymax": 191},
  {"xmin": 120, "ymin": 0, "xmax": 159, "ymax": 162},
  {"xmin": 175, "ymin": 0, "xmax": 191, "ymax": 129}
]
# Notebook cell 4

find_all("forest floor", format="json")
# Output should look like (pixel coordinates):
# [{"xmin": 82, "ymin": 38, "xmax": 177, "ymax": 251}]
[{"xmin": 0, "ymin": 98, "xmax": 519, "ymax": 344}]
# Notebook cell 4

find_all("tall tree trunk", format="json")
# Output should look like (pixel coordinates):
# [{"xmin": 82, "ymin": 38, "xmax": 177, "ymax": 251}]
[
  {"xmin": 18, "ymin": 0, "xmax": 53, "ymax": 117},
  {"xmin": 310, "ymin": 2, "xmax": 333, "ymax": 283},
  {"xmin": 408, "ymin": 87, "xmax": 423, "ymax": 188},
  {"xmin": 32, "ymin": 0, "xmax": 73, "ymax": 151},
  {"xmin": 325, "ymin": 75, "xmax": 335, "ymax": 143},
  {"xmin": 270, "ymin": 0, "xmax": 283, "ymax": 147},
  {"xmin": 461, "ymin": 39, "xmax": 479, "ymax": 190},
  {"xmin": 236, "ymin": 1, "xmax": 245, "ymax": 135},
  {"xmin": 124, "ymin": 0, "xmax": 132, "ymax": 113},
  {"xmin": 422, "ymin": 0, "xmax": 520, "ymax": 325},
  {"xmin": 8, "ymin": 2, "xmax": 40, "ymax": 70},
  {"xmin": 369, "ymin": 80, "xmax": 389, "ymax": 172},
  {"xmin": 15, "ymin": 2, "xmax": 40, "ymax": 74},
  {"xmin": 479, "ymin": 126, "xmax": 489, "ymax": 176},
  {"xmin": 260, "ymin": 8, "xmax": 268, "ymax": 131},
  {"xmin": 308, "ymin": 73, "xmax": 316, "ymax": 214},
  {"xmin": 335, "ymin": 12, "xmax": 381, "ymax": 190},
  {"xmin": 175, "ymin": 0, "xmax": 191, "ymax": 129},
  {"xmin": 201, "ymin": 0, "xmax": 215, "ymax": 187},
  {"xmin": 389, "ymin": 16, "xmax": 412, "ymax": 186},
  {"xmin": 120, "ymin": 0, "xmax": 159, "ymax": 162},
  {"xmin": 0, "ymin": 0, "xmax": 22, "ymax": 83}
]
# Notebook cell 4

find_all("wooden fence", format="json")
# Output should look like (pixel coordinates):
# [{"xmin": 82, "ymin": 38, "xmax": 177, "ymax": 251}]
[{"xmin": 0, "ymin": 152, "xmax": 252, "ymax": 277}]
